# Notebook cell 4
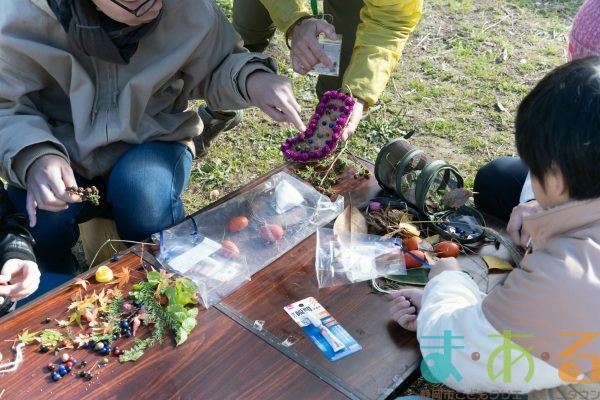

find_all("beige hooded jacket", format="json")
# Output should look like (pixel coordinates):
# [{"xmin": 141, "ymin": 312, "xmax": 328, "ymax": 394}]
[{"xmin": 418, "ymin": 198, "xmax": 600, "ymax": 397}]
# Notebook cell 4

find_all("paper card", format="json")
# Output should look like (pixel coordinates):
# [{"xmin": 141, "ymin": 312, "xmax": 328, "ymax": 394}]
[
  {"xmin": 311, "ymin": 34, "xmax": 342, "ymax": 77},
  {"xmin": 168, "ymin": 236, "xmax": 221, "ymax": 273},
  {"xmin": 284, "ymin": 296, "xmax": 361, "ymax": 361}
]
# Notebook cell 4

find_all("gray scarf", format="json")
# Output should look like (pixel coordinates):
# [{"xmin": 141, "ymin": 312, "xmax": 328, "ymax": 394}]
[{"xmin": 47, "ymin": 0, "xmax": 161, "ymax": 64}]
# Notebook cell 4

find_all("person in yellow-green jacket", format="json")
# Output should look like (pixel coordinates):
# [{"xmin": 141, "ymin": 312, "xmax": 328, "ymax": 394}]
[{"xmin": 197, "ymin": 0, "xmax": 423, "ymax": 152}]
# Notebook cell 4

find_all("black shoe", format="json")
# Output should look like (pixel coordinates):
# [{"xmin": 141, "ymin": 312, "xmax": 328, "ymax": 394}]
[{"xmin": 194, "ymin": 107, "xmax": 243, "ymax": 157}]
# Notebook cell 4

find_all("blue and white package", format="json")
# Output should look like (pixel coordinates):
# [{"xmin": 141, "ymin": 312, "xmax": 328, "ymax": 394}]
[{"xmin": 284, "ymin": 297, "xmax": 362, "ymax": 361}]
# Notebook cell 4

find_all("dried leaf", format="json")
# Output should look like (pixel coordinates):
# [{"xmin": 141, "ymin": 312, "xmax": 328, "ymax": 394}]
[
  {"xmin": 73, "ymin": 333, "xmax": 91, "ymax": 348},
  {"xmin": 73, "ymin": 278, "xmax": 89, "ymax": 291},
  {"xmin": 440, "ymin": 188, "xmax": 474, "ymax": 209},
  {"xmin": 132, "ymin": 316, "xmax": 141, "ymax": 336},
  {"xmin": 333, "ymin": 206, "xmax": 367, "ymax": 235},
  {"xmin": 482, "ymin": 255, "xmax": 513, "ymax": 272},
  {"xmin": 113, "ymin": 266, "xmax": 131, "ymax": 289}
]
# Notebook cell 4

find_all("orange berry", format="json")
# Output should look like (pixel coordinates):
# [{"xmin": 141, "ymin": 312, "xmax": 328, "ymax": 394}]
[
  {"xmin": 434, "ymin": 241, "xmax": 460, "ymax": 258},
  {"xmin": 220, "ymin": 240, "xmax": 240, "ymax": 258},
  {"xmin": 404, "ymin": 250, "xmax": 426, "ymax": 269},
  {"xmin": 402, "ymin": 236, "xmax": 422, "ymax": 251},
  {"xmin": 228, "ymin": 216, "xmax": 249, "ymax": 232},
  {"xmin": 258, "ymin": 224, "xmax": 284, "ymax": 242}
]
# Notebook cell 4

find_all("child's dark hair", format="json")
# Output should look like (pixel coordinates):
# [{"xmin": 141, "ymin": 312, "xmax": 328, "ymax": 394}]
[{"xmin": 516, "ymin": 56, "xmax": 600, "ymax": 199}]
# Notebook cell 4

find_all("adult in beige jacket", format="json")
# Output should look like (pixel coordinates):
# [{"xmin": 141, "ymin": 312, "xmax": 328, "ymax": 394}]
[{"xmin": 0, "ymin": 0, "xmax": 304, "ymax": 276}]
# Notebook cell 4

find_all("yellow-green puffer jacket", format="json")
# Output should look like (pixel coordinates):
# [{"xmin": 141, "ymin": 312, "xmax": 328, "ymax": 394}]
[{"xmin": 261, "ymin": 0, "xmax": 423, "ymax": 106}]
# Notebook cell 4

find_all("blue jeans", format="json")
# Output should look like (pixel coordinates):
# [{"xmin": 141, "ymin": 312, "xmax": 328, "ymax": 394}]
[{"xmin": 7, "ymin": 141, "xmax": 192, "ymax": 274}]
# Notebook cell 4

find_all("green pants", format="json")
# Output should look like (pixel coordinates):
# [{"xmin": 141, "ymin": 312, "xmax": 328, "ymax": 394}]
[{"xmin": 232, "ymin": 0, "xmax": 364, "ymax": 97}]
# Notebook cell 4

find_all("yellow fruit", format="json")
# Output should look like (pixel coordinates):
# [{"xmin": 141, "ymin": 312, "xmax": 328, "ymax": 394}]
[{"xmin": 95, "ymin": 265, "xmax": 113, "ymax": 283}]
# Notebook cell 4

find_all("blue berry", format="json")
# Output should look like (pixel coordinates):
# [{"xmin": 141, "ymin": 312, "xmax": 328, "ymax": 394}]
[
  {"xmin": 51, "ymin": 372, "xmax": 61, "ymax": 381},
  {"xmin": 120, "ymin": 320, "xmax": 129, "ymax": 329}
]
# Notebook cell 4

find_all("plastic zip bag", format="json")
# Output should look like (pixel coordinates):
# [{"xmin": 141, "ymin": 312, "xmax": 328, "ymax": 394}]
[{"xmin": 315, "ymin": 228, "xmax": 407, "ymax": 288}]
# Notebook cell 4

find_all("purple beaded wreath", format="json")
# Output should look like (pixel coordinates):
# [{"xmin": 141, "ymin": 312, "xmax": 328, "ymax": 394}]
[{"xmin": 281, "ymin": 90, "xmax": 355, "ymax": 162}]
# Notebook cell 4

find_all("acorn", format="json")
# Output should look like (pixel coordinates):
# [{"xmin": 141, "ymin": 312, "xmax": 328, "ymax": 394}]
[
  {"xmin": 228, "ymin": 216, "xmax": 249, "ymax": 232},
  {"xmin": 258, "ymin": 224, "xmax": 284, "ymax": 243}
]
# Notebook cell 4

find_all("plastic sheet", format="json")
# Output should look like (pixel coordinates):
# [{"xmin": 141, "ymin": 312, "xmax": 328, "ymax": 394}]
[{"xmin": 153, "ymin": 171, "xmax": 344, "ymax": 307}]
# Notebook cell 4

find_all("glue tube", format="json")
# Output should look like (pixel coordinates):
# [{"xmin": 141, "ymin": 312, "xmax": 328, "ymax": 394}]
[{"xmin": 307, "ymin": 313, "xmax": 346, "ymax": 352}]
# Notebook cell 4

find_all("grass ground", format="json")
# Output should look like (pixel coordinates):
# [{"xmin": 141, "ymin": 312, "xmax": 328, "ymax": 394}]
[
  {"xmin": 188, "ymin": 0, "xmax": 584, "ymax": 396},
  {"xmin": 185, "ymin": 0, "xmax": 582, "ymax": 213}
]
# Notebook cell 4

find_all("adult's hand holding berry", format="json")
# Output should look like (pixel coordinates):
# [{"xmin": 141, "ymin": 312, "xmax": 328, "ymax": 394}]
[{"xmin": 25, "ymin": 154, "xmax": 79, "ymax": 227}]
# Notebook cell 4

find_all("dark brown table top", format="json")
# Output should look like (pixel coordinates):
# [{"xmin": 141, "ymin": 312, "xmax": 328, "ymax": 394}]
[
  {"xmin": 0, "ymin": 251, "xmax": 348, "ymax": 400},
  {"xmin": 0, "ymin": 160, "xmax": 511, "ymax": 400}
]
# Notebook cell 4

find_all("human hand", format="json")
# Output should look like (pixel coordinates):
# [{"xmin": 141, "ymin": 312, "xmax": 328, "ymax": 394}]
[
  {"xmin": 0, "ymin": 259, "xmax": 41, "ymax": 301},
  {"xmin": 290, "ymin": 18, "xmax": 336, "ymax": 75},
  {"xmin": 507, "ymin": 200, "xmax": 541, "ymax": 248},
  {"xmin": 26, "ymin": 154, "xmax": 79, "ymax": 227},
  {"xmin": 341, "ymin": 98, "xmax": 365, "ymax": 141},
  {"xmin": 428, "ymin": 257, "xmax": 461, "ymax": 280},
  {"xmin": 246, "ymin": 71, "xmax": 306, "ymax": 131},
  {"xmin": 389, "ymin": 287, "xmax": 423, "ymax": 332}
]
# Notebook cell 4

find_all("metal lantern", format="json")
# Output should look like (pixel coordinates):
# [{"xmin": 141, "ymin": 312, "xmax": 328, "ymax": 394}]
[{"xmin": 374, "ymin": 138, "xmax": 485, "ymax": 243}]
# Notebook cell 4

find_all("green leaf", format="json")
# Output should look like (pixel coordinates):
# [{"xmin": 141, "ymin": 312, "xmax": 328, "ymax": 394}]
[
  {"xmin": 164, "ymin": 286, "xmax": 177, "ymax": 304},
  {"xmin": 69, "ymin": 311, "xmax": 83, "ymax": 328},
  {"xmin": 187, "ymin": 307, "xmax": 199, "ymax": 318},
  {"xmin": 181, "ymin": 317, "xmax": 197, "ymax": 333},
  {"xmin": 174, "ymin": 312, "xmax": 188, "ymax": 322},
  {"xmin": 39, "ymin": 329, "xmax": 64, "ymax": 346},
  {"xmin": 17, "ymin": 329, "xmax": 39, "ymax": 345},
  {"xmin": 146, "ymin": 271, "xmax": 162, "ymax": 287},
  {"xmin": 175, "ymin": 330, "xmax": 188, "ymax": 346},
  {"xmin": 385, "ymin": 268, "xmax": 429, "ymax": 286}
]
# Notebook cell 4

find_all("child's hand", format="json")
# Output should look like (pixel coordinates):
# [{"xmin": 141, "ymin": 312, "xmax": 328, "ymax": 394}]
[
  {"xmin": 428, "ymin": 257, "xmax": 461, "ymax": 280},
  {"xmin": 507, "ymin": 200, "xmax": 541, "ymax": 247},
  {"xmin": 389, "ymin": 287, "xmax": 423, "ymax": 332},
  {"xmin": 0, "ymin": 259, "xmax": 41, "ymax": 301}
]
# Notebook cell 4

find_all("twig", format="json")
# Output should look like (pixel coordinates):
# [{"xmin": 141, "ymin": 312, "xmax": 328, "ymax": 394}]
[
  {"xmin": 88, "ymin": 238, "xmax": 156, "ymax": 269},
  {"xmin": 483, "ymin": 15, "xmax": 509, "ymax": 32},
  {"xmin": 415, "ymin": 32, "xmax": 430, "ymax": 48},
  {"xmin": 318, "ymin": 141, "xmax": 349, "ymax": 187}
]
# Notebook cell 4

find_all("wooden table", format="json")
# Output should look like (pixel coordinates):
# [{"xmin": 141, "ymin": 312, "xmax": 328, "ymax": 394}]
[{"xmin": 0, "ymin": 161, "xmax": 511, "ymax": 399}]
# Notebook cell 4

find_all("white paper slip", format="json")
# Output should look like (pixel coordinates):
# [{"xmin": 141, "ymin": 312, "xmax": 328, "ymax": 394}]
[{"xmin": 169, "ymin": 236, "xmax": 221, "ymax": 273}]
